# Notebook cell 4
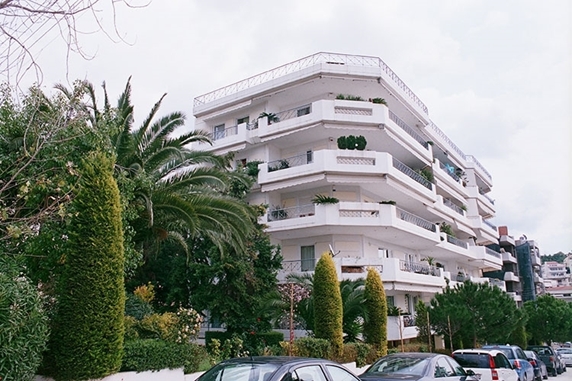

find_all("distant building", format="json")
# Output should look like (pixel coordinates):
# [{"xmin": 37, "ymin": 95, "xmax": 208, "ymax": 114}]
[{"xmin": 542, "ymin": 261, "xmax": 570, "ymax": 288}]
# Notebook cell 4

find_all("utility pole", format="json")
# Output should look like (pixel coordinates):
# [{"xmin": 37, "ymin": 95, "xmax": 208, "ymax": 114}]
[{"xmin": 447, "ymin": 315, "xmax": 453, "ymax": 352}]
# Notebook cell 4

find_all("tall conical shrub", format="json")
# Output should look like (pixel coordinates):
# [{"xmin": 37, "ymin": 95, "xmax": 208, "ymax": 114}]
[
  {"xmin": 313, "ymin": 252, "xmax": 343, "ymax": 356},
  {"xmin": 49, "ymin": 152, "xmax": 125, "ymax": 380},
  {"xmin": 363, "ymin": 267, "xmax": 387, "ymax": 355}
]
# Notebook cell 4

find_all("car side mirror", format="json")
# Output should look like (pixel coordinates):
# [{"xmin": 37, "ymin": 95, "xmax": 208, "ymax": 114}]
[{"xmin": 466, "ymin": 369, "xmax": 476, "ymax": 376}]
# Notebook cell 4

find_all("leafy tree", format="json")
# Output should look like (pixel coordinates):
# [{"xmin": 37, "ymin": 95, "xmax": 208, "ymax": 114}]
[
  {"xmin": 415, "ymin": 300, "xmax": 431, "ymax": 351},
  {"xmin": 363, "ymin": 267, "xmax": 387, "ymax": 355},
  {"xmin": 429, "ymin": 281, "xmax": 520, "ymax": 349},
  {"xmin": 0, "ymin": 256, "xmax": 49, "ymax": 381},
  {"xmin": 313, "ymin": 252, "xmax": 343, "ymax": 356},
  {"xmin": 47, "ymin": 152, "xmax": 125, "ymax": 380},
  {"xmin": 524, "ymin": 295, "xmax": 572, "ymax": 344}
]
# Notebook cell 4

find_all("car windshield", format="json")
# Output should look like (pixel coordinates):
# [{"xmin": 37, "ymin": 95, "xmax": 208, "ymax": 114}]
[
  {"xmin": 199, "ymin": 362, "xmax": 279, "ymax": 381},
  {"xmin": 485, "ymin": 348, "xmax": 514, "ymax": 359},
  {"xmin": 367, "ymin": 356, "xmax": 430, "ymax": 376}
]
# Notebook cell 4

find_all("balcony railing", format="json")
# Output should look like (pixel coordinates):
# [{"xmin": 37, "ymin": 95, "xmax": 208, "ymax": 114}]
[
  {"xmin": 399, "ymin": 260, "xmax": 440, "ymax": 276},
  {"xmin": 428, "ymin": 121, "xmax": 466, "ymax": 160},
  {"xmin": 392, "ymin": 158, "xmax": 433, "ymax": 190},
  {"xmin": 282, "ymin": 258, "xmax": 316, "ymax": 272},
  {"xmin": 268, "ymin": 151, "xmax": 313, "ymax": 172},
  {"xmin": 439, "ymin": 161, "xmax": 462, "ymax": 183},
  {"xmin": 479, "ymin": 189, "xmax": 495, "ymax": 205},
  {"xmin": 485, "ymin": 247, "xmax": 501, "ymax": 258},
  {"xmin": 445, "ymin": 234, "xmax": 469, "ymax": 249},
  {"xmin": 273, "ymin": 104, "xmax": 312, "ymax": 123},
  {"xmin": 194, "ymin": 52, "xmax": 428, "ymax": 114},
  {"xmin": 388, "ymin": 111, "xmax": 429, "ymax": 149},
  {"xmin": 467, "ymin": 155, "xmax": 492, "ymax": 181},
  {"xmin": 443, "ymin": 198, "xmax": 464, "ymax": 215},
  {"xmin": 211, "ymin": 125, "xmax": 238, "ymax": 141},
  {"xmin": 483, "ymin": 219, "xmax": 497, "ymax": 230},
  {"xmin": 397, "ymin": 208, "xmax": 437, "ymax": 232},
  {"xmin": 267, "ymin": 203, "xmax": 315, "ymax": 221}
]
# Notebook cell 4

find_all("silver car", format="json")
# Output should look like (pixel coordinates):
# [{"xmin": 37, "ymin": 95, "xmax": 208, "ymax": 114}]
[{"xmin": 557, "ymin": 348, "xmax": 572, "ymax": 367}]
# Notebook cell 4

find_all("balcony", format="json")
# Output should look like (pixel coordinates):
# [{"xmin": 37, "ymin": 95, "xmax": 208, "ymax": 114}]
[
  {"xmin": 387, "ymin": 315, "xmax": 418, "ymax": 341},
  {"xmin": 432, "ymin": 159, "xmax": 469, "ymax": 199},
  {"xmin": 277, "ymin": 257, "xmax": 384, "ymax": 282},
  {"xmin": 506, "ymin": 292, "xmax": 522, "ymax": 302},
  {"xmin": 467, "ymin": 216, "xmax": 498, "ymax": 245},
  {"xmin": 530, "ymin": 253, "xmax": 541, "ymax": 267},
  {"xmin": 467, "ymin": 186, "xmax": 495, "ymax": 218},
  {"xmin": 488, "ymin": 278, "xmax": 507, "ymax": 291},
  {"xmin": 264, "ymin": 202, "xmax": 440, "ymax": 247},
  {"xmin": 467, "ymin": 246, "xmax": 503, "ymax": 270},
  {"xmin": 502, "ymin": 252, "xmax": 517, "ymax": 264},
  {"xmin": 504, "ymin": 272, "xmax": 520, "ymax": 282},
  {"xmin": 379, "ymin": 258, "xmax": 445, "ymax": 292},
  {"xmin": 258, "ymin": 150, "xmax": 436, "ymax": 203}
]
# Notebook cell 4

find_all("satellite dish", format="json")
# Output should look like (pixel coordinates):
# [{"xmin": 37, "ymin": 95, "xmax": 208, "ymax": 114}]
[{"xmin": 328, "ymin": 244, "xmax": 340, "ymax": 257}]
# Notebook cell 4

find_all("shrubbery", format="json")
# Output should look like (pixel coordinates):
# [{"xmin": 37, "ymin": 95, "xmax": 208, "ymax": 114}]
[
  {"xmin": 122, "ymin": 339, "xmax": 206, "ymax": 374},
  {"xmin": 0, "ymin": 263, "xmax": 49, "ymax": 381}
]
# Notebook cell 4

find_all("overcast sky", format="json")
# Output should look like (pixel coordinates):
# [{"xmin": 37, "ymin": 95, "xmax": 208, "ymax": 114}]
[{"xmin": 12, "ymin": 0, "xmax": 571, "ymax": 254}]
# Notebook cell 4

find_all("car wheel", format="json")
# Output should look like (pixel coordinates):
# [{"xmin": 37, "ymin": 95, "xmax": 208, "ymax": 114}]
[{"xmin": 551, "ymin": 368, "xmax": 558, "ymax": 377}]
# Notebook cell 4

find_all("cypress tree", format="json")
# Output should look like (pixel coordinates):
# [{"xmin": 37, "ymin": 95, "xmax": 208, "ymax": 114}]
[
  {"xmin": 363, "ymin": 267, "xmax": 388, "ymax": 355},
  {"xmin": 313, "ymin": 252, "xmax": 343, "ymax": 356},
  {"xmin": 49, "ymin": 152, "xmax": 125, "ymax": 380}
]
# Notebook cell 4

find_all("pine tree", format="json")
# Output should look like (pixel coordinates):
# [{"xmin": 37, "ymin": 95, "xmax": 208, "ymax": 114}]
[
  {"xmin": 363, "ymin": 267, "xmax": 388, "ymax": 355},
  {"xmin": 313, "ymin": 252, "xmax": 343, "ymax": 356},
  {"xmin": 49, "ymin": 152, "xmax": 125, "ymax": 380}
]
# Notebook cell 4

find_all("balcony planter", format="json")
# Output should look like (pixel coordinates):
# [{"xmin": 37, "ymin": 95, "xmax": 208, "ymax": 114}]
[
  {"xmin": 311, "ymin": 194, "xmax": 339, "ymax": 205},
  {"xmin": 371, "ymin": 97, "xmax": 387, "ymax": 105},
  {"xmin": 259, "ymin": 112, "xmax": 279, "ymax": 125},
  {"xmin": 337, "ymin": 135, "xmax": 367, "ymax": 150},
  {"xmin": 456, "ymin": 272, "xmax": 468, "ymax": 282}
]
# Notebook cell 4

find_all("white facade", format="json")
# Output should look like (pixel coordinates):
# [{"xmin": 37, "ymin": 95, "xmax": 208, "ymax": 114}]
[
  {"xmin": 192, "ymin": 52, "xmax": 502, "ymax": 341},
  {"xmin": 542, "ymin": 261, "xmax": 570, "ymax": 287}
]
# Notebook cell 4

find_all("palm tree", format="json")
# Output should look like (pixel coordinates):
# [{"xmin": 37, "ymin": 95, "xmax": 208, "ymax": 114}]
[
  {"xmin": 59, "ymin": 78, "xmax": 257, "ymax": 261},
  {"xmin": 339, "ymin": 278, "xmax": 366, "ymax": 342}
]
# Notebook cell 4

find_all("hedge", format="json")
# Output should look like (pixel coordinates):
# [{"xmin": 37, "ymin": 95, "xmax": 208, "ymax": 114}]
[{"xmin": 121, "ymin": 339, "xmax": 206, "ymax": 374}]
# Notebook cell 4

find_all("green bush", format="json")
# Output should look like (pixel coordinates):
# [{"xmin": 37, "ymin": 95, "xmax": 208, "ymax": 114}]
[
  {"xmin": 294, "ymin": 337, "xmax": 332, "ymax": 359},
  {"xmin": 47, "ymin": 152, "xmax": 126, "ymax": 381},
  {"xmin": 121, "ymin": 339, "xmax": 206, "ymax": 374},
  {"xmin": 363, "ymin": 268, "xmax": 388, "ymax": 356},
  {"xmin": 125, "ymin": 292, "xmax": 153, "ymax": 320},
  {"xmin": 337, "ymin": 136, "xmax": 347, "ymax": 149},
  {"xmin": 0, "ymin": 268, "xmax": 49, "ymax": 381}
]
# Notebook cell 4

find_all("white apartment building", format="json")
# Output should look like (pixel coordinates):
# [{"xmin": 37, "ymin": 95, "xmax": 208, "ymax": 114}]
[
  {"xmin": 542, "ymin": 261, "xmax": 570, "ymax": 288},
  {"xmin": 192, "ymin": 52, "xmax": 502, "ymax": 342}
]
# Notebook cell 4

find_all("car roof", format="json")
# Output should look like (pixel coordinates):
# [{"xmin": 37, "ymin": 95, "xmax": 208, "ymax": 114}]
[
  {"xmin": 453, "ymin": 348, "xmax": 506, "ymax": 356},
  {"xmin": 482, "ymin": 345, "xmax": 519, "ymax": 350},
  {"xmin": 219, "ymin": 356, "xmax": 337, "ymax": 366},
  {"xmin": 383, "ymin": 352, "xmax": 442, "ymax": 359}
]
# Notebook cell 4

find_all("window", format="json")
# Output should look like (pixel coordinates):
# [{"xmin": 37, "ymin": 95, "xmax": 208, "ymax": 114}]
[
  {"xmin": 378, "ymin": 248, "xmax": 390, "ymax": 258},
  {"xmin": 292, "ymin": 365, "xmax": 327, "ymax": 381},
  {"xmin": 306, "ymin": 150, "xmax": 313, "ymax": 164},
  {"xmin": 434, "ymin": 357, "xmax": 455, "ymax": 378},
  {"xmin": 301, "ymin": 246, "xmax": 315, "ymax": 271},
  {"xmin": 386, "ymin": 296, "xmax": 395, "ymax": 307},
  {"xmin": 214, "ymin": 124, "xmax": 225, "ymax": 140},
  {"xmin": 297, "ymin": 106, "xmax": 311, "ymax": 117},
  {"xmin": 237, "ymin": 116, "xmax": 250, "ymax": 125},
  {"xmin": 325, "ymin": 365, "xmax": 360, "ymax": 381}
]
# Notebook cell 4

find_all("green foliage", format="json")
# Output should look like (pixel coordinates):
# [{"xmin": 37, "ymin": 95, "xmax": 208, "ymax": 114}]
[
  {"xmin": 0, "ymin": 258, "xmax": 49, "ymax": 381},
  {"xmin": 346, "ymin": 135, "xmax": 357, "ymax": 149},
  {"xmin": 125, "ymin": 293, "xmax": 154, "ymax": 320},
  {"xmin": 439, "ymin": 222, "xmax": 455, "ymax": 237},
  {"xmin": 293, "ymin": 337, "xmax": 332, "ymax": 359},
  {"xmin": 541, "ymin": 252, "xmax": 568, "ymax": 264},
  {"xmin": 417, "ymin": 167, "xmax": 434, "ymax": 183},
  {"xmin": 355, "ymin": 135, "xmax": 367, "ymax": 150},
  {"xmin": 336, "ymin": 94, "xmax": 364, "ymax": 101},
  {"xmin": 47, "ymin": 152, "xmax": 125, "ymax": 381},
  {"xmin": 415, "ymin": 300, "xmax": 431, "ymax": 349},
  {"xmin": 339, "ymin": 279, "xmax": 366, "ymax": 343},
  {"xmin": 313, "ymin": 253, "xmax": 343, "ymax": 356},
  {"xmin": 337, "ymin": 136, "xmax": 348, "ymax": 149},
  {"xmin": 363, "ymin": 267, "xmax": 388, "ymax": 355},
  {"xmin": 429, "ymin": 281, "xmax": 520, "ymax": 349},
  {"xmin": 336, "ymin": 135, "xmax": 367, "ymax": 150},
  {"xmin": 121, "ymin": 339, "xmax": 206, "ymax": 374},
  {"xmin": 259, "ymin": 112, "xmax": 279, "ymax": 124},
  {"xmin": 508, "ymin": 315, "xmax": 528, "ymax": 349},
  {"xmin": 311, "ymin": 194, "xmax": 339, "ymax": 204},
  {"xmin": 524, "ymin": 295, "xmax": 572, "ymax": 344},
  {"xmin": 371, "ymin": 97, "xmax": 387, "ymax": 105},
  {"xmin": 207, "ymin": 335, "xmax": 248, "ymax": 363}
]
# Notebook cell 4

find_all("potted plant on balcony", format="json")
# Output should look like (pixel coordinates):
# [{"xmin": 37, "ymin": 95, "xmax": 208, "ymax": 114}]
[
  {"xmin": 371, "ymin": 97, "xmax": 387, "ymax": 105},
  {"xmin": 259, "ymin": 112, "xmax": 280, "ymax": 125},
  {"xmin": 269, "ymin": 205, "xmax": 288, "ymax": 220},
  {"xmin": 311, "ymin": 194, "xmax": 339, "ymax": 205},
  {"xmin": 439, "ymin": 222, "xmax": 455, "ymax": 237}
]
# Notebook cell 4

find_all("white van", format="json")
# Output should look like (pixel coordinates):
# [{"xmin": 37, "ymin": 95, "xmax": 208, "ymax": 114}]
[{"xmin": 453, "ymin": 348, "xmax": 519, "ymax": 381}]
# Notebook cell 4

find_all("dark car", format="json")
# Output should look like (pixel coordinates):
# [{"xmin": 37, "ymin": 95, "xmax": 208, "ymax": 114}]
[
  {"xmin": 524, "ymin": 350, "xmax": 548, "ymax": 381},
  {"xmin": 197, "ymin": 356, "xmax": 361, "ymax": 381},
  {"xmin": 358, "ymin": 352, "xmax": 479, "ymax": 381},
  {"xmin": 482, "ymin": 345, "xmax": 535, "ymax": 381},
  {"xmin": 527, "ymin": 345, "xmax": 562, "ymax": 376}
]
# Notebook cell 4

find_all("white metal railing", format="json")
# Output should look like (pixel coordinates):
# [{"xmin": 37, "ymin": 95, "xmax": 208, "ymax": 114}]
[
  {"xmin": 211, "ymin": 125, "xmax": 238, "ymax": 141},
  {"xmin": 392, "ymin": 158, "xmax": 433, "ymax": 190},
  {"xmin": 267, "ymin": 203, "xmax": 315, "ymax": 222},
  {"xmin": 428, "ymin": 121, "xmax": 466, "ymax": 160},
  {"xmin": 445, "ymin": 234, "xmax": 469, "ymax": 249},
  {"xmin": 282, "ymin": 258, "xmax": 316, "ymax": 272},
  {"xmin": 479, "ymin": 189, "xmax": 495, "ymax": 205},
  {"xmin": 389, "ymin": 111, "xmax": 429, "ymax": 149},
  {"xmin": 194, "ymin": 52, "xmax": 428, "ymax": 114},
  {"xmin": 267, "ymin": 151, "xmax": 313, "ymax": 172},
  {"xmin": 443, "ymin": 198, "xmax": 464, "ymax": 215},
  {"xmin": 273, "ymin": 104, "xmax": 312, "ymax": 123},
  {"xmin": 397, "ymin": 208, "xmax": 437, "ymax": 232},
  {"xmin": 485, "ymin": 247, "xmax": 501, "ymax": 258},
  {"xmin": 439, "ymin": 161, "xmax": 462, "ymax": 183},
  {"xmin": 467, "ymin": 155, "xmax": 492, "ymax": 181}
]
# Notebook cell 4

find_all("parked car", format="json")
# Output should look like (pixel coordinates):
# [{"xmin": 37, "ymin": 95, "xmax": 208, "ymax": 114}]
[
  {"xmin": 524, "ymin": 350, "xmax": 549, "ymax": 381},
  {"xmin": 527, "ymin": 345, "xmax": 562, "ymax": 376},
  {"xmin": 452, "ymin": 348, "xmax": 519, "ymax": 381},
  {"xmin": 557, "ymin": 348, "xmax": 572, "ymax": 367},
  {"xmin": 482, "ymin": 345, "xmax": 535, "ymax": 381},
  {"xmin": 359, "ymin": 352, "xmax": 479, "ymax": 381},
  {"xmin": 196, "ymin": 356, "xmax": 361, "ymax": 381}
]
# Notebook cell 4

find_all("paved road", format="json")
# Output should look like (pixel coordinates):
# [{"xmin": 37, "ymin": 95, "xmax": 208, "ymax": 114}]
[{"xmin": 552, "ymin": 367, "xmax": 572, "ymax": 381}]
